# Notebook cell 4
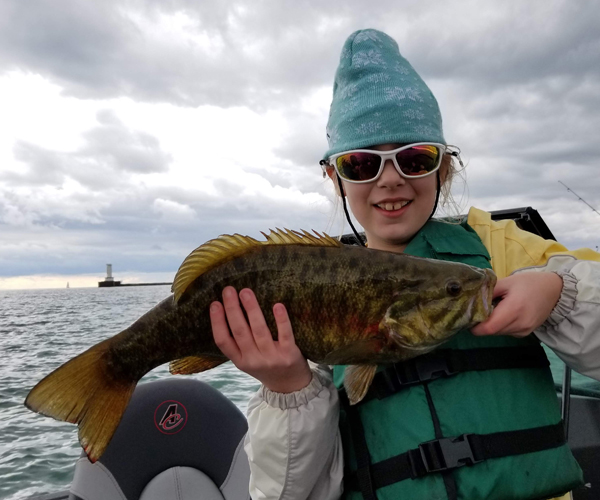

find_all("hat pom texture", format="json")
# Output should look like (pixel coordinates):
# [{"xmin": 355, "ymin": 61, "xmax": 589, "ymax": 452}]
[{"xmin": 324, "ymin": 29, "xmax": 445, "ymax": 160}]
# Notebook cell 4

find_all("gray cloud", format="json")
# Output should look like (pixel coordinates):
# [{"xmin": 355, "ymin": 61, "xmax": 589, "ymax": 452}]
[
  {"xmin": 0, "ymin": 190, "xmax": 333, "ymax": 276},
  {"xmin": 4, "ymin": 110, "xmax": 172, "ymax": 189},
  {"xmin": 0, "ymin": 0, "xmax": 329, "ymax": 107},
  {"xmin": 1, "ymin": 0, "xmax": 600, "ymax": 280},
  {"xmin": 0, "ymin": 147, "xmax": 332, "ymax": 277},
  {"xmin": 273, "ymin": 109, "xmax": 329, "ymax": 168},
  {"xmin": 84, "ymin": 110, "xmax": 172, "ymax": 173},
  {"xmin": 1, "ymin": 0, "xmax": 598, "ymax": 110},
  {"xmin": 0, "ymin": 0, "xmax": 377, "ymax": 108}
]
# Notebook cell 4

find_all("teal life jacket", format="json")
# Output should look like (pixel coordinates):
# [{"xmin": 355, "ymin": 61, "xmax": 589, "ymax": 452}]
[{"xmin": 334, "ymin": 219, "xmax": 583, "ymax": 500}]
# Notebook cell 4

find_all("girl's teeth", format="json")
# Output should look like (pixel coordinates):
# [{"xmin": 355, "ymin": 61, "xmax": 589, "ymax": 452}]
[{"xmin": 380, "ymin": 201, "xmax": 409, "ymax": 211}]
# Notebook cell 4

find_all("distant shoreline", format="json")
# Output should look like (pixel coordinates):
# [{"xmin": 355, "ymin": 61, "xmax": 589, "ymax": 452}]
[{"xmin": 98, "ymin": 282, "xmax": 172, "ymax": 288}]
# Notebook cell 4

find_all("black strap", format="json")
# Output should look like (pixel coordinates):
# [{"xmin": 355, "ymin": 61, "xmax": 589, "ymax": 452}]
[
  {"xmin": 357, "ymin": 346, "xmax": 548, "ymax": 404},
  {"xmin": 423, "ymin": 383, "xmax": 458, "ymax": 500},
  {"xmin": 346, "ymin": 421, "xmax": 566, "ymax": 492},
  {"xmin": 340, "ymin": 391, "xmax": 377, "ymax": 500}
]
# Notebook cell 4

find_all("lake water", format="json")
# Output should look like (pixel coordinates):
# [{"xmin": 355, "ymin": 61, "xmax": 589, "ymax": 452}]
[
  {"xmin": 2, "ymin": 285, "xmax": 598, "ymax": 500},
  {"xmin": 0, "ymin": 286, "xmax": 260, "ymax": 500}
]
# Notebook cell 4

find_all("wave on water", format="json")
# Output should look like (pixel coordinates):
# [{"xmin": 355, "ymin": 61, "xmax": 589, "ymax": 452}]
[
  {"xmin": 3, "ymin": 286, "xmax": 597, "ymax": 500},
  {"xmin": 0, "ymin": 286, "xmax": 259, "ymax": 500}
]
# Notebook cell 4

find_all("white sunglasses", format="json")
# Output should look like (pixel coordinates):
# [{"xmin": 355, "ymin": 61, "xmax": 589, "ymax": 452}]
[{"xmin": 321, "ymin": 143, "xmax": 456, "ymax": 184}]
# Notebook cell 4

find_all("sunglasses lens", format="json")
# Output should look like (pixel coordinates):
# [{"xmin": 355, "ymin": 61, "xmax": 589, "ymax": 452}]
[
  {"xmin": 396, "ymin": 145, "xmax": 441, "ymax": 176},
  {"xmin": 335, "ymin": 152, "xmax": 381, "ymax": 181}
]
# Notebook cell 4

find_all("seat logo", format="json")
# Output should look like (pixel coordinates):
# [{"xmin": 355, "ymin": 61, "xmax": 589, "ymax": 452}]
[{"xmin": 154, "ymin": 400, "xmax": 188, "ymax": 435}]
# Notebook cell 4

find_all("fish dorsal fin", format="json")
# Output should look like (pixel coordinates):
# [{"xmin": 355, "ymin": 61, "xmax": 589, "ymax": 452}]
[
  {"xmin": 172, "ymin": 233, "xmax": 261, "ymax": 303},
  {"xmin": 259, "ymin": 228, "xmax": 341, "ymax": 248},
  {"xmin": 172, "ymin": 229, "xmax": 341, "ymax": 303}
]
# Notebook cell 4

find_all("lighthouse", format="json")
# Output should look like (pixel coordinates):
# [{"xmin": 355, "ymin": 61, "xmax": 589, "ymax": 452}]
[{"xmin": 98, "ymin": 264, "xmax": 121, "ymax": 287}]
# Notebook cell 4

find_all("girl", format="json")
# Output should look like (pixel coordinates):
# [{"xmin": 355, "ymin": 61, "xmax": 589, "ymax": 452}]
[{"xmin": 210, "ymin": 29, "xmax": 600, "ymax": 500}]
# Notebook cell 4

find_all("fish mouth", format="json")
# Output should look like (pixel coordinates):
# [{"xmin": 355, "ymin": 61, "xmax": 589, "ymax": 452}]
[
  {"xmin": 458, "ymin": 268, "xmax": 497, "ymax": 328},
  {"xmin": 473, "ymin": 269, "xmax": 497, "ymax": 322},
  {"xmin": 480, "ymin": 282, "xmax": 490, "ymax": 316},
  {"xmin": 482, "ymin": 269, "xmax": 496, "ymax": 317}
]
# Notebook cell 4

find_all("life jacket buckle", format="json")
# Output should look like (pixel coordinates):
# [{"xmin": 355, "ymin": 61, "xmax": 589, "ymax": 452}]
[
  {"xmin": 413, "ymin": 352, "xmax": 457, "ymax": 383},
  {"xmin": 416, "ymin": 434, "xmax": 482, "ymax": 476},
  {"xmin": 391, "ymin": 352, "xmax": 457, "ymax": 391}
]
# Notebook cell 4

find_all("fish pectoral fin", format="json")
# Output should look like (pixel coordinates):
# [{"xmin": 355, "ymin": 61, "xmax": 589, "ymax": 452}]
[
  {"xmin": 169, "ymin": 355, "xmax": 226, "ymax": 375},
  {"xmin": 344, "ymin": 364, "xmax": 378, "ymax": 405}
]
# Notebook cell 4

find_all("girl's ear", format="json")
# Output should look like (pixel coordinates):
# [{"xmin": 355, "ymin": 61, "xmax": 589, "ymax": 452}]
[{"xmin": 326, "ymin": 165, "xmax": 345, "ymax": 197}]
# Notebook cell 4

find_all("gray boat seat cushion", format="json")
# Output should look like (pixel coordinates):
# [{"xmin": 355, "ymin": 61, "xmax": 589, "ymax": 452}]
[
  {"xmin": 140, "ymin": 467, "xmax": 224, "ymax": 500},
  {"xmin": 68, "ymin": 379, "xmax": 250, "ymax": 500}
]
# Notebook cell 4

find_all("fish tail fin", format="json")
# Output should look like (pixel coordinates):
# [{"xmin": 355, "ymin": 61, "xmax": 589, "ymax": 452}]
[{"xmin": 25, "ymin": 339, "xmax": 135, "ymax": 462}]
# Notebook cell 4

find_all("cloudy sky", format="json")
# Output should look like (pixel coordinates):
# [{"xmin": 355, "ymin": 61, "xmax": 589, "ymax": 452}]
[{"xmin": 1, "ymin": 0, "xmax": 599, "ymax": 289}]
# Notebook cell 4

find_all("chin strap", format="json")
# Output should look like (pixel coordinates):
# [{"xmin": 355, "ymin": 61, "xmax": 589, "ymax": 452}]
[
  {"xmin": 336, "ymin": 173, "xmax": 366, "ymax": 247},
  {"xmin": 428, "ymin": 170, "xmax": 441, "ymax": 222}
]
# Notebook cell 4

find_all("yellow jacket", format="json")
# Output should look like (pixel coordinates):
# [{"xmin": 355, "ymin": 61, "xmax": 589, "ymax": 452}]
[{"xmin": 467, "ymin": 207, "xmax": 600, "ymax": 278}]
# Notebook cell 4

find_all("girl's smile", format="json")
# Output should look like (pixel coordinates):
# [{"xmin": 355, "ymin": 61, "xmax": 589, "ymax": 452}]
[{"xmin": 373, "ymin": 198, "xmax": 412, "ymax": 217}]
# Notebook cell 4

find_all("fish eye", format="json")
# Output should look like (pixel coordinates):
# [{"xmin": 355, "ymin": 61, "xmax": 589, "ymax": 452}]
[{"xmin": 446, "ymin": 281, "xmax": 462, "ymax": 297}]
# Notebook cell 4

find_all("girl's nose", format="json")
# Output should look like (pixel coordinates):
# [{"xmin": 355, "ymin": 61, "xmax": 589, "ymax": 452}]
[{"xmin": 376, "ymin": 159, "xmax": 405, "ymax": 188}]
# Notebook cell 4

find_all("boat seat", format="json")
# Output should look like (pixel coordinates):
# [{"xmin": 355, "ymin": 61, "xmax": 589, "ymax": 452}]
[{"xmin": 67, "ymin": 378, "xmax": 250, "ymax": 500}]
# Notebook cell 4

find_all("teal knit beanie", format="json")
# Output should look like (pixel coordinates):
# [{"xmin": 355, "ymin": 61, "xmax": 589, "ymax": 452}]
[{"xmin": 323, "ymin": 29, "xmax": 445, "ymax": 160}]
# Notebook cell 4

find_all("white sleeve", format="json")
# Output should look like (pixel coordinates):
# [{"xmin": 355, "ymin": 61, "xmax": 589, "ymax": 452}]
[
  {"xmin": 513, "ymin": 255, "xmax": 600, "ymax": 381},
  {"xmin": 244, "ymin": 364, "xmax": 344, "ymax": 500}
]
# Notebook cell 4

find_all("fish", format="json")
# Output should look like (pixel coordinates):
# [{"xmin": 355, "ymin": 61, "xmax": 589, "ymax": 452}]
[{"xmin": 25, "ymin": 229, "xmax": 496, "ymax": 462}]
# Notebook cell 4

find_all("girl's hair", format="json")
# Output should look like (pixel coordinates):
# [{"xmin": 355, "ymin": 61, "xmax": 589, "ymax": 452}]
[
  {"xmin": 438, "ymin": 152, "xmax": 468, "ymax": 221},
  {"xmin": 325, "ymin": 151, "xmax": 468, "ymax": 237}
]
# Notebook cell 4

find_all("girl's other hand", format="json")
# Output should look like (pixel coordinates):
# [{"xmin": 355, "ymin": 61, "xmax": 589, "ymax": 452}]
[
  {"xmin": 210, "ymin": 286, "xmax": 312, "ymax": 393},
  {"xmin": 471, "ymin": 272, "xmax": 563, "ymax": 338}
]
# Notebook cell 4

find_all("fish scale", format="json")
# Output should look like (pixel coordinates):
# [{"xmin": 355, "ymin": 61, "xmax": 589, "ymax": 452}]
[{"xmin": 25, "ymin": 229, "xmax": 495, "ymax": 463}]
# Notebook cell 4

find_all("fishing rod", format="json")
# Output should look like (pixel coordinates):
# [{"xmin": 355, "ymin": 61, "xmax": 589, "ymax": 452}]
[
  {"xmin": 558, "ymin": 180, "xmax": 600, "ymax": 217},
  {"xmin": 557, "ymin": 180, "xmax": 598, "ymax": 455}
]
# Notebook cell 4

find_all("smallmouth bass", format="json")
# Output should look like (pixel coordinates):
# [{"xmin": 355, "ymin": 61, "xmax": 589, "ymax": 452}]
[{"xmin": 25, "ymin": 229, "xmax": 496, "ymax": 462}]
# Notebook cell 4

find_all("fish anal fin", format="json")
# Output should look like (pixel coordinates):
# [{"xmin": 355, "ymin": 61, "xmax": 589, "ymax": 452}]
[
  {"xmin": 344, "ymin": 365, "xmax": 378, "ymax": 405},
  {"xmin": 24, "ymin": 339, "xmax": 135, "ymax": 463},
  {"xmin": 169, "ymin": 355, "xmax": 226, "ymax": 375},
  {"xmin": 172, "ymin": 229, "xmax": 341, "ymax": 303}
]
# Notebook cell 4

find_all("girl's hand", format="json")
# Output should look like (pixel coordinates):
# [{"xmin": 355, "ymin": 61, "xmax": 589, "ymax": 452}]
[
  {"xmin": 471, "ymin": 272, "xmax": 563, "ymax": 337},
  {"xmin": 210, "ymin": 286, "xmax": 312, "ymax": 393}
]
